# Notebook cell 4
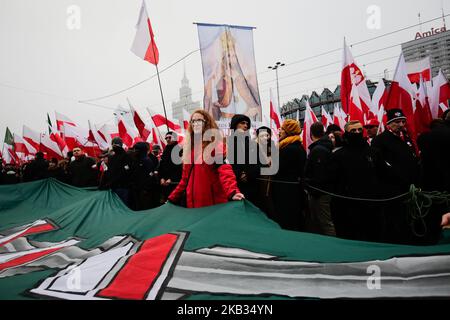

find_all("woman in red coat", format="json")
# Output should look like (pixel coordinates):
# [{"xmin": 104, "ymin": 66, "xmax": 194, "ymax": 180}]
[{"xmin": 168, "ymin": 110, "xmax": 245, "ymax": 208}]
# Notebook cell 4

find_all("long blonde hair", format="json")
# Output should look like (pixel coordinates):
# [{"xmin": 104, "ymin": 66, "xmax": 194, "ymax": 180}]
[{"xmin": 182, "ymin": 109, "xmax": 224, "ymax": 164}]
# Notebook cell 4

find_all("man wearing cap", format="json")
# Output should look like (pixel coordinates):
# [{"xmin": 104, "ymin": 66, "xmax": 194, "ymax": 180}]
[
  {"xmin": 372, "ymin": 108, "xmax": 419, "ymax": 193},
  {"xmin": 363, "ymin": 119, "xmax": 380, "ymax": 145},
  {"xmin": 371, "ymin": 108, "xmax": 420, "ymax": 244},
  {"xmin": 99, "ymin": 137, "xmax": 132, "ymax": 207}
]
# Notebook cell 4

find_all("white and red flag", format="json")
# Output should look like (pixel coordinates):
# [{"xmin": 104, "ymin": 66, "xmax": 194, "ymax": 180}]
[
  {"xmin": 48, "ymin": 113, "xmax": 68, "ymax": 157},
  {"xmin": 13, "ymin": 133, "xmax": 36, "ymax": 159},
  {"xmin": 340, "ymin": 38, "xmax": 373, "ymax": 117},
  {"xmin": 269, "ymin": 88, "xmax": 282, "ymax": 135},
  {"xmin": 130, "ymin": 106, "xmax": 151, "ymax": 141},
  {"xmin": 40, "ymin": 133, "xmax": 64, "ymax": 160},
  {"xmin": 405, "ymin": 57, "xmax": 431, "ymax": 84},
  {"xmin": 414, "ymin": 76, "xmax": 433, "ymax": 135},
  {"xmin": 371, "ymin": 79, "xmax": 387, "ymax": 111},
  {"xmin": 97, "ymin": 124, "xmax": 120, "ymax": 146},
  {"xmin": 385, "ymin": 53, "xmax": 416, "ymax": 140},
  {"xmin": 348, "ymin": 84, "xmax": 365, "ymax": 124},
  {"xmin": 148, "ymin": 112, "xmax": 181, "ymax": 133},
  {"xmin": 23, "ymin": 125, "xmax": 41, "ymax": 154},
  {"xmin": 117, "ymin": 115, "xmax": 142, "ymax": 149},
  {"xmin": 430, "ymin": 69, "xmax": 450, "ymax": 119},
  {"xmin": 130, "ymin": 0, "xmax": 159, "ymax": 65},
  {"xmin": 64, "ymin": 124, "xmax": 101, "ymax": 157},
  {"xmin": 88, "ymin": 121, "xmax": 110, "ymax": 151},
  {"xmin": 302, "ymin": 100, "xmax": 318, "ymax": 152},
  {"xmin": 332, "ymin": 103, "xmax": 347, "ymax": 131},
  {"xmin": 55, "ymin": 111, "xmax": 77, "ymax": 133},
  {"xmin": 321, "ymin": 107, "xmax": 333, "ymax": 129}
]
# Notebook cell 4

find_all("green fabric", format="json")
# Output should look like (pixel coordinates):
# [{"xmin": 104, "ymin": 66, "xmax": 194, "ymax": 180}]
[
  {"xmin": 3, "ymin": 127, "xmax": 13, "ymax": 146},
  {"xmin": 1, "ymin": 178, "xmax": 450, "ymax": 300}
]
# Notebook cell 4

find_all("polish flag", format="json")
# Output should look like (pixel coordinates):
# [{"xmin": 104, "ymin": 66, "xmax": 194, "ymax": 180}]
[
  {"xmin": 386, "ymin": 53, "xmax": 416, "ymax": 140},
  {"xmin": 88, "ymin": 121, "xmax": 109, "ymax": 151},
  {"xmin": 340, "ymin": 39, "xmax": 373, "ymax": 116},
  {"xmin": 414, "ymin": 76, "xmax": 433, "ymax": 135},
  {"xmin": 406, "ymin": 57, "xmax": 431, "ymax": 84},
  {"xmin": 302, "ymin": 100, "xmax": 318, "ymax": 152},
  {"xmin": 321, "ymin": 107, "xmax": 333, "ymax": 129},
  {"xmin": 117, "ymin": 115, "xmax": 142, "ymax": 148},
  {"xmin": 40, "ymin": 133, "xmax": 63, "ymax": 160},
  {"xmin": 98, "ymin": 124, "xmax": 120, "ymax": 145},
  {"xmin": 372, "ymin": 80, "xmax": 387, "ymax": 111},
  {"xmin": 64, "ymin": 124, "xmax": 101, "ymax": 157},
  {"xmin": 55, "ymin": 111, "xmax": 77, "ymax": 133},
  {"xmin": 130, "ymin": 105, "xmax": 151, "ymax": 141},
  {"xmin": 348, "ymin": 84, "xmax": 365, "ymax": 124},
  {"xmin": 23, "ymin": 125, "xmax": 41, "ymax": 153},
  {"xmin": 149, "ymin": 113, "xmax": 181, "ymax": 133},
  {"xmin": 430, "ymin": 69, "xmax": 450, "ymax": 118},
  {"xmin": 130, "ymin": 0, "xmax": 159, "ymax": 65},
  {"xmin": 333, "ymin": 103, "xmax": 347, "ymax": 131},
  {"xmin": 13, "ymin": 133, "xmax": 36, "ymax": 156},
  {"xmin": 269, "ymin": 88, "xmax": 282, "ymax": 134},
  {"xmin": 63, "ymin": 125, "xmax": 89, "ymax": 151}
]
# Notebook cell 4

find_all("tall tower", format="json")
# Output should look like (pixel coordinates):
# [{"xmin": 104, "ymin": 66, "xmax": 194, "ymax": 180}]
[{"xmin": 171, "ymin": 66, "xmax": 200, "ymax": 123}]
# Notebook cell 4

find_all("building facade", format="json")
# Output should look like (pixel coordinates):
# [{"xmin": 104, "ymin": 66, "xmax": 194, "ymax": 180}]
[
  {"xmin": 280, "ymin": 80, "xmax": 387, "ymax": 123},
  {"xmin": 402, "ymin": 27, "xmax": 450, "ymax": 79}
]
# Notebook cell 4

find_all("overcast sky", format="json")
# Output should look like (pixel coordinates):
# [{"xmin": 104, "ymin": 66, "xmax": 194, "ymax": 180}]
[{"xmin": 0, "ymin": 0, "xmax": 447, "ymax": 138}]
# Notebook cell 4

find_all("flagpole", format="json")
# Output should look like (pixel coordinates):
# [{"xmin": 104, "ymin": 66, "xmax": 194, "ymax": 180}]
[{"xmin": 147, "ymin": 31, "xmax": 169, "ymax": 133}]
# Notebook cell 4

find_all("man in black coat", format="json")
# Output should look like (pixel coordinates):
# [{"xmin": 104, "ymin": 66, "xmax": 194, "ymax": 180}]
[
  {"xmin": 304, "ymin": 122, "xmax": 335, "ymax": 236},
  {"xmin": 227, "ymin": 114, "xmax": 260, "ymax": 205},
  {"xmin": 99, "ymin": 137, "xmax": 132, "ymax": 207},
  {"xmin": 371, "ymin": 109, "xmax": 421, "ymax": 244},
  {"xmin": 67, "ymin": 147, "xmax": 98, "ymax": 187},
  {"xmin": 417, "ymin": 116, "xmax": 450, "ymax": 193},
  {"xmin": 22, "ymin": 152, "xmax": 48, "ymax": 182},
  {"xmin": 328, "ymin": 120, "xmax": 385, "ymax": 242},
  {"xmin": 159, "ymin": 132, "xmax": 183, "ymax": 202},
  {"xmin": 371, "ymin": 109, "xmax": 419, "ymax": 194},
  {"xmin": 129, "ymin": 142, "xmax": 158, "ymax": 210}
]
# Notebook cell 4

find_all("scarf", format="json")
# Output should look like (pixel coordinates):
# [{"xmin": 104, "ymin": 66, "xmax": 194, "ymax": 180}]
[{"xmin": 279, "ymin": 135, "xmax": 301, "ymax": 149}]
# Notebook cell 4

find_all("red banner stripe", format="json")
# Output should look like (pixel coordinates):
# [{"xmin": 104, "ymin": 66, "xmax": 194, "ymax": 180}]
[
  {"xmin": 97, "ymin": 233, "xmax": 178, "ymax": 300},
  {"xmin": 0, "ymin": 247, "xmax": 62, "ymax": 271},
  {"xmin": 0, "ymin": 223, "xmax": 55, "ymax": 247}
]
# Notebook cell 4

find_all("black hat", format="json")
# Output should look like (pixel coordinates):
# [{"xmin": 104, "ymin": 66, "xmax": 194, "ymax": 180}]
[
  {"xmin": 230, "ymin": 114, "xmax": 251, "ymax": 131},
  {"xmin": 111, "ymin": 137, "xmax": 123, "ymax": 147},
  {"xmin": 256, "ymin": 126, "xmax": 272, "ymax": 136},
  {"xmin": 386, "ymin": 108, "xmax": 407, "ymax": 124},
  {"xmin": 133, "ymin": 142, "xmax": 149, "ymax": 153}
]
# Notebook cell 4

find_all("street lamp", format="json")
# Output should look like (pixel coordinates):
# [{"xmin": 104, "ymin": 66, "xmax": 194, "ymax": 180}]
[{"xmin": 268, "ymin": 61, "xmax": 285, "ymax": 111}]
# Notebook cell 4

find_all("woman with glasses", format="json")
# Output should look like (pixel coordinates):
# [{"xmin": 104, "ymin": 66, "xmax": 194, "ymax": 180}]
[{"xmin": 168, "ymin": 109, "xmax": 245, "ymax": 208}]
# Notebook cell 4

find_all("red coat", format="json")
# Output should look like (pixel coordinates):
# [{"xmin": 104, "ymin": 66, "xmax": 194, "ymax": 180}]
[{"xmin": 168, "ymin": 146, "xmax": 240, "ymax": 208}]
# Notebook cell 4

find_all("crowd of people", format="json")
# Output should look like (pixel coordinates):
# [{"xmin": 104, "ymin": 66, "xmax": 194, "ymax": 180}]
[{"xmin": 1, "ymin": 108, "xmax": 450, "ymax": 245}]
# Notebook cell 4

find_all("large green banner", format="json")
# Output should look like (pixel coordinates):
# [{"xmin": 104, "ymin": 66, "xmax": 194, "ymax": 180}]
[{"xmin": 1, "ymin": 179, "xmax": 450, "ymax": 300}]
